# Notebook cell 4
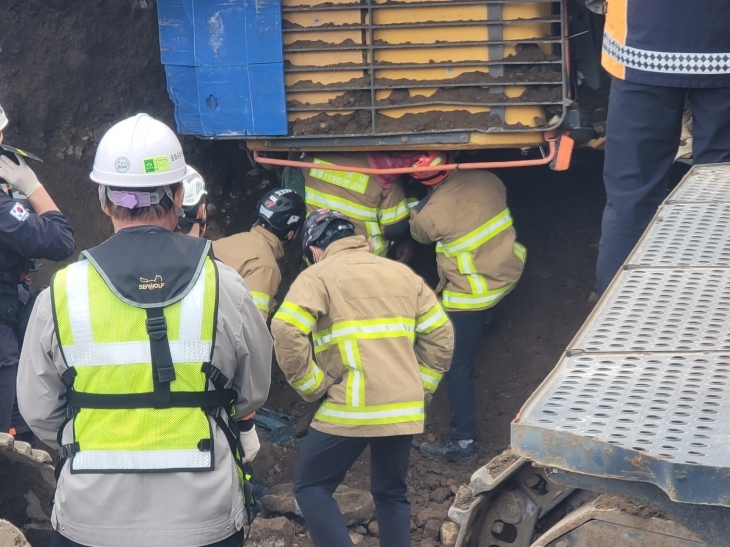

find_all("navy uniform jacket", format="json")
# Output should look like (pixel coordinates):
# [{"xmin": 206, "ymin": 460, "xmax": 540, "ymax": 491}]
[
  {"xmin": 0, "ymin": 189, "xmax": 75, "ymax": 367},
  {"xmin": 602, "ymin": 0, "xmax": 730, "ymax": 87}
]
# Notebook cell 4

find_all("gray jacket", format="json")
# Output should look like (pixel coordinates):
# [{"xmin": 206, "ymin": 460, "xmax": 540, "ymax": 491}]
[{"xmin": 17, "ymin": 261, "xmax": 272, "ymax": 547}]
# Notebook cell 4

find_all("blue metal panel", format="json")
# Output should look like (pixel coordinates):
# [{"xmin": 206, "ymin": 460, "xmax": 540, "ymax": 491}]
[
  {"xmin": 158, "ymin": 0, "xmax": 196, "ymax": 66},
  {"xmin": 157, "ymin": 0, "xmax": 287, "ymax": 136}
]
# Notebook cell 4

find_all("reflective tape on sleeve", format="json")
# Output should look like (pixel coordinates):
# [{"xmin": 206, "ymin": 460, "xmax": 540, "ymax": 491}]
[
  {"xmin": 419, "ymin": 365, "xmax": 443, "ymax": 392},
  {"xmin": 274, "ymin": 302, "xmax": 316, "ymax": 334},
  {"xmin": 379, "ymin": 200, "xmax": 409, "ymax": 225},
  {"xmin": 251, "ymin": 291, "xmax": 271, "ymax": 314},
  {"xmin": 416, "ymin": 305, "xmax": 449, "ymax": 335},
  {"xmin": 292, "ymin": 361, "xmax": 326, "ymax": 395}
]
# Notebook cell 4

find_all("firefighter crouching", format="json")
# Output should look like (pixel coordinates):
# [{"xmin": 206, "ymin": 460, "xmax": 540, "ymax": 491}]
[
  {"xmin": 0, "ymin": 102, "xmax": 75, "ymax": 435},
  {"xmin": 17, "ymin": 114, "xmax": 272, "ymax": 547},
  {"xmin": 409, "ymin": 152, "xmax": 526, "ymax": 461},
  {"xmin": 214, "ymin": 188, "xmax": 306, "ymax": 320},
  {"xmin": 301, "ymin": 152, "xmax": 410, "ymax": 257},
  {"xmin": 271, "ymin": 210, "xmax": 454, "ymax": 547}
]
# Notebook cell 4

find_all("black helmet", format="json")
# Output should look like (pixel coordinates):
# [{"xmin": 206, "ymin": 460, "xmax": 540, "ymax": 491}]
[
  {"xmin": 257, "ymin": 188, "xmax": 306, "ymax": 239},
  {"xmin": 301, "ymin": 209, "xmax": 356, "ymax": 263}
]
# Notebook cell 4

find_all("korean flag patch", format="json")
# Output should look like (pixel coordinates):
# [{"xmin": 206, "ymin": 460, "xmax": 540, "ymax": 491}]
[{"xmin": 10, "ymin": 203, "xmax": 29, "ymax": 222}]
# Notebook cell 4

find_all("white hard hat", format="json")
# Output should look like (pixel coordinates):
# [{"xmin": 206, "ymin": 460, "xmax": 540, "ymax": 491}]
[
  {"xmin": 90, "ymin": 113, "xmax": 187, "ymax": 187},
  {"xmin": 182, "ymin": 166, "xmax": 207, "ymax": 209},
  {"xmin": 0, "ymin": 104, "xmax": 8, "ymax": 132}
]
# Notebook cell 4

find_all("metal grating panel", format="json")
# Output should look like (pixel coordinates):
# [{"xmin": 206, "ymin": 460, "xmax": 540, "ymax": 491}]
[
  {"xmin": 628, "ymin": 203, "xmax": 730, "ymax": 267},
  {"xmin": 666, "ymin": 163, "xmax": 730, "ymax": 203},
  {"xmin": 513, "ymin": 163, "xmax": 730, "ymax": 507},
  {"xmin": 571, "ymin": 269, "xmax": 730, "ymax": 353},
  {"xmin": 512, "ymin": 353, "xmax": 730, "ymax": 506}
]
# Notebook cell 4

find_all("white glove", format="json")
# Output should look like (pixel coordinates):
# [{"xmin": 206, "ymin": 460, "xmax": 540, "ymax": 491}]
[
  {"xmin": 239, "ymin": 426, "xmax": 260, "ymax": 464},
  {"xmin": 0, "ymin": 154, "xmax": 42, "ymax": 196}
]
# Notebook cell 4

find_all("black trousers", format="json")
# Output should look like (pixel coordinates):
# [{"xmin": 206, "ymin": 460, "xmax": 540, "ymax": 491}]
[
  {"xmin": 445, "ymin": 309, "xmax": 490, "ymax": 441},
  {"xmin": 596, "ymin": 77, "xmax": 730, "ymax": 294},
  {"xmin": 294, "ymin": 428, "xmax": 412, "ymax": 547},
  {"xmin": 52, "ymin": 530, "xmax": 245, "ymax": 547},
  {"xmin": 0, "ymin": 364, "xmax": 17, "ymax": 433}
]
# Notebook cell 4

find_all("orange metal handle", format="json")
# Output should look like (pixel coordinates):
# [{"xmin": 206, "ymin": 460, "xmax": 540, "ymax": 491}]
[{"xmin": 252, "ymin": 138, "xmax": 557, "ymax": 174}]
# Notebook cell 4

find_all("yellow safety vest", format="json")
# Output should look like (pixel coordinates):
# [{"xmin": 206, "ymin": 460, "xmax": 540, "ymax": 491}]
[{"xmin": 52, "ymin": 257, "xmax": 231, "ymax": 473}]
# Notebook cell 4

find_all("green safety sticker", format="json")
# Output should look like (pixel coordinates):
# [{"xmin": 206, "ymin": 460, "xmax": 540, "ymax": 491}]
[
  {"xmin": 309, "ymin": 159, "xmax": 369, "ymax": 194},
  {"xmin": 143, "ymin": 156, "xmax": 170, "ymax": 174}
]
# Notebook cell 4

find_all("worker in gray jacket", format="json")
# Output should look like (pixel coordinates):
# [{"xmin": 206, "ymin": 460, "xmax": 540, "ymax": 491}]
[{"xmin": 17, "ymin": 114, "xmax": 272, "ymax": 547}]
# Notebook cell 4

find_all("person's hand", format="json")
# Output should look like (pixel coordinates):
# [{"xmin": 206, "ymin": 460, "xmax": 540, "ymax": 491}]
[
  {"xmin": 239, "ymin": 426, "xmax": 261, "ymax": 463},
  {"xmin": 395, "ymin": 239, "xmax": 416, "ymax": 264},
  {"xmin": 0, "ymin": 154, "xmax": 41, "ymax": 196},
  {"xmin": 425, "ymin": 392, "xmax": 433, "ymax": 406}
]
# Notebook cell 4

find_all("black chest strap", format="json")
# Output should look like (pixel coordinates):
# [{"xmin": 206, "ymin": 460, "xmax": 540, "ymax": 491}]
[{"xmin": 145, "ymin": 307, "xmax": 176, "ymax": 408}]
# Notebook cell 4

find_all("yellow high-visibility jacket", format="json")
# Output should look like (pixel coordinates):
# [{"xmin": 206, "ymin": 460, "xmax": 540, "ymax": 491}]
[
  {"xmin": 410, "ymin": 170, "xmax": 526, "ymax": 312},
  {"xmin": 213, "ymin": 225, "xmax": 283, "ymax": 320},
  {"xmin": 271, "ymin": 236, "xmax": 454, "ymax": 437},
  {"xmin": 302, "ymin": 152, "xmax": 409, "ymax": 256}
]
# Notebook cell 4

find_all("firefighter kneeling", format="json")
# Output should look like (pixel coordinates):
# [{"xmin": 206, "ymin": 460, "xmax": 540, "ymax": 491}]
[{"xmin": 271, "ymin": 210, "xmax": 454, "ymax": 547}]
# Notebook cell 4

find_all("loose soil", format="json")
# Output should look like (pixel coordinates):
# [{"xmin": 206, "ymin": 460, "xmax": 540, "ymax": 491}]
[
  {"xmin": 3, "ymin": 3, "xmax": 639, "ymax": 547},
  {"xmin": 286, "ymin": 67, "xmax": 561, "ymax": 93},
  {"xmin": 287, "ymin": 85, "xmax": 562, "ymax": 109}
]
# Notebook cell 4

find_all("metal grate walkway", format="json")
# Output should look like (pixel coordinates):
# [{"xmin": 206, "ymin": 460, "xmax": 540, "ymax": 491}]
[{"xmin": 512, "ymin": 163, "xmax": 730, "ymax": 507}]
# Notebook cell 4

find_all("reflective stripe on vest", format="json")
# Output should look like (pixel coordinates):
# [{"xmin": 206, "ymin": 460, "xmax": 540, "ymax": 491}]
[
  {"xmin": 315, "ymin": 400, "xmax": 424, "ymax": 426},
  {"xmin": 53, "ymin": 259, "xmax": 218, "ymax": 473},
  {"xmin": 603, "ymin": 32, "xmax": 730, "ymax": 76}
]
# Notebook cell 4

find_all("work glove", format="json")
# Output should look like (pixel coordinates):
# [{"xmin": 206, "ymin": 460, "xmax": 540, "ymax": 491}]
[
  {"xmin": 0, "ymin": 154, "xmax": 41, "ymax": 196},
  {"xmin": 239, "ymin": 426, "xmax": 261, "ymax": 464}
]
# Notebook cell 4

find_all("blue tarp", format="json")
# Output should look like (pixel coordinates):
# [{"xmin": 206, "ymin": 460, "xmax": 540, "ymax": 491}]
[{"xmin": 157, "ymin": 0, "xmax": 287, "ymax": 136}]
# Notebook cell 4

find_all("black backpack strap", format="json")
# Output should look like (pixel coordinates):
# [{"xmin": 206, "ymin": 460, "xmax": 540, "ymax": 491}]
[{"xmin": 145, "ymin": 307, "xmax": 175, "ymax": 408}]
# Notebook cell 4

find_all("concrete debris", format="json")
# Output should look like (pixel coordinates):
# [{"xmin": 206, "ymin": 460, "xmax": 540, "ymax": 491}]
[
  {"xmin": 0, "ymin": 519, "xmax": 31, "ymax": 547},
  {"xmin": 348, "ymin": 531, "xmax": 364, "ymax": 544},
  {"xmin": 247, "ymin": 517, "xmax": 294, "ymax": 547},
  {"xmin": 440, "ymin": 521, "xmax": 459, "ymax": 546},
  {"xmin": 367, "ymin": 520, "xmax": 379, "ymax": 537}
]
